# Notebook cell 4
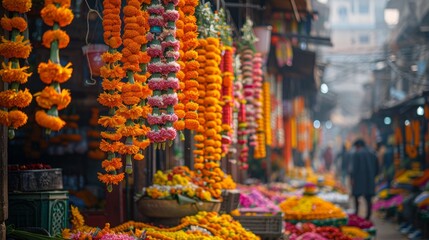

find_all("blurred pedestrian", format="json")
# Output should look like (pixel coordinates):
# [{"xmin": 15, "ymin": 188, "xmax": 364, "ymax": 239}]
[
  {"xmin": 335, "ymin": 144, "xmax": 350, "ymax": 184},
  {"xmin": 350, "ymin": 139, "xmax": 379, "ymax": 220},
  {"xmin": 323, "ymin": 146, "xmax": 333, "ymax": 172}
]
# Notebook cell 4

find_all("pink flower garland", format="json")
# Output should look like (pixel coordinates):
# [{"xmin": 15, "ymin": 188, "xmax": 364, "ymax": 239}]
[{"xmin": 146, "ymin": 0, "xmax": 179, "ymax": 146}]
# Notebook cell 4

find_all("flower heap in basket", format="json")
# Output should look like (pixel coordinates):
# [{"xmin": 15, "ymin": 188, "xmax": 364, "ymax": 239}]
[
  {"xmin": 286, "ymin": 222, "xmax": 370, "ymax": 240},
  {"xmin": 63, "ymin": 207, "xmax": 259, "ymax": 240},
  {"xmin": 140, "ymin": 166, "xmax": 236, "ymax": 202},
  {"xmin": 279, "ymin": 194, "xmax": 346, "ymax": 222}
]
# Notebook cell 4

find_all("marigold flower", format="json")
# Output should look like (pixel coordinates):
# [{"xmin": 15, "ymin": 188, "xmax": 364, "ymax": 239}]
[
  {"xmin": 2, "ymin": 0, "xmax": 32, "ymax": 13},
  {"xmin": 35, "ymin": 110, "xmax": 66, "ymax": 131},
  {"xmin": 38, "ymin": 61, "xmax": 72, "ymax": 84},
  {"xmin": 0, "ymin": 62, "xmax": 32, "ymax": 84},
  {"xmin": 102, "ymin": 79, "xmax": 123, "ymax": 91},
  {"xmin": 101, "ymin": 52, "xmax": 122, "ymax": 63},
  {"xmin": 100, "ymin": 131, "xmax": 122, "ymax": 141},
  {"xmin": 41, "ymin": 4, "xmax": 74, "ymax": 27},
  {"xmin": 0, "ymin": 110, "xmax": 9, "ymax": 126},
  {"xmin": 42, "ymin": 29, "xmax": 70, "ymax": 49},
  {"xmin": 117, "ymin": 105, "xmax": 143, "ymax": 120},
  {"xmin": 0, "ymin": 16, "xmax": 27, "ymax": 32},
  {"xmin": 98, "ymin": 92, "xmax": 123, "ymax": 108},
  {"xmin": 0, "ymin": 36, "xmax": 31, "ymax": 59},
  {"xmin": 134, "ymin": 153, "xmax": 144, "ymax": 160},
  {"xmin": 118, "ymin": 125, "xmax": 145, "ymax": 137},
  {"xmin": 173, "ymin": 120, "xmax": 185, "ymax": 130},
  {"xmin": 101, "ymin": 158, "xmax": 123, "ymax": 171},
  {"xmin": 98, "ymin": 115, "xmax": 126, "ymax": 128},
  {"xmin": 35, "ymin": 87, "xmax": 71, "ymax": 110},
  {"xmin": 185, "ymin": 119, "xmax": 199, "ymax": 130},
  {"xmin": 7, "ymin": 110, "xmax": 27, "ymax": 129},
  {"xmin": 175, "ymin": 109, "xmax": 186, "ymax": 119},
  {"xmin": 0, "ymin": 89, "xmax": 32, "ymax": 109},
  {"xmin": 133, "ymin": 139, "xmax": 150, "ymax": 149},
  {"xmin": 98, "ymin": 172, "xmax": 124, "ymax": 185},
  {"xmin": 116, "ymin": 142, "xmax": 139, "ymax": 155}
]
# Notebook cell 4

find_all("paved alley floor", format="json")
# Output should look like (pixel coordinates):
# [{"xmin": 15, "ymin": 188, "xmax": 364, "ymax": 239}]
[{"xmin": 371, "ymin": 215, "xmax": 406, "ymax": 240}]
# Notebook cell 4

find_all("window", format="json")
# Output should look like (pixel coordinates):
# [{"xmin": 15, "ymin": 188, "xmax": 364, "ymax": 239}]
[
  {"xmin": 358, "ymin": 0, "xmax": 369, "ymax": 14},
  {"xmin": 338, "ymin": 6, "xmax": 348, "ymax": 20},
  {"xmin": 359, "ymin": 34, "xmax": 369, "ymax": 44}
]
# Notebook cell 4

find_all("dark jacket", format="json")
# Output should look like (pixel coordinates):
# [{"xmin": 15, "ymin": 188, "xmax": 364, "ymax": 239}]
[{"xmin": 350, "ymin": 147, "xmax": 379, "ymax": 196}]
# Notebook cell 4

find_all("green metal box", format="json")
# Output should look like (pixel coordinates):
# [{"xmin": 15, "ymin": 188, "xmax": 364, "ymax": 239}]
[{"xmin": 7, "ymin": 191, "xmax": 69, "ymax": 236}]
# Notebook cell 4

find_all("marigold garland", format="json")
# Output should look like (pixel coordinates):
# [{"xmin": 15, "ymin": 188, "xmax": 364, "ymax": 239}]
[
  {"xmin": 0, "ymin": 0, "xmax": 33, "ymax": 137},
  {"xmin": 220, "ymin": 46, "xmax": 234, "ymax": 154},
  {"xmin": 98, "ymin": 0, "xmax": 126, "ymax": 191},
  {"xmin": 35, "ymin": 0, "xmax": 73, "ymax": 133},
  {"xmin": 263, "ymin": 81, "xmax": 272, "ymax": 146},
  {"xmin": 253, "ymin": 53, "xmax": 266, "ymax": 159}
]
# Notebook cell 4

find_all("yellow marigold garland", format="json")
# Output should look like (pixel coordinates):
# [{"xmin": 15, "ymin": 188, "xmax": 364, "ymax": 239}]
[
  {"xmin": 0, "ymin": 0, "xmax": 33, "ymax": 138},
  {"xmin": 35, "ymin": 0, "xmax": 73, "ymax": 133},
  {"xmin": 263, "ymin": 81, "xmax": 272, "ymax": 146},
  {"xmin": 98, "ymin": 0, "xmax": 125, "ymax": 191}
]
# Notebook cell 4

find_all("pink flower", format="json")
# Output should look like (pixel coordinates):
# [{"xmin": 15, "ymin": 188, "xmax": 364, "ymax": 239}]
[
  {"xmin": 147, "ymin": 45, "xmax": 163, "ymax": 57},
  {"xmin": 147, "ymin": 130, "xmax": 167, "ymax": 142},
  {"xmin": 162, "ymin": 93, "xmax": 178, "ymax": 105},
  {"xmin": 162, "ymin": 62, "xmax": 180, "ymax": 74},
  {"xmin": 160, "ymin": 127, "xmax": 177, "ymax": 140},
  {"xmin": 161, "ymin": 113, "xmax": 178, "ymax": 123},
  {"xmin": 147, "ymin": 4, "xmax": 165, "ymax": 15},
  {"xmin": 146, "ymin": 33, "xmax": 155, "ymax": 42},
  {"xmin": 147, "ymin": 113, "xmax": 164, "ymax": 125},
  {"xmin": 161, "ymin": 40, "xmax": 180, "ymax": 52},
  {"xmin": 165, "ymin": 50, "xmax": 180, "ymax": 60},
  {"xmin": 148, "ymin": 16, "xmax": 164, "ymax": 27},
  {"xmin": 147, "ymin": 95, "xmax": 165, "ymax": 108},
  {"xmin": 163, "ymin": 10, "xmax": 179, "ymax": 22},
  {"xmin": 148, "ymin": 62, "xmax": 164, "ymax": 73}
]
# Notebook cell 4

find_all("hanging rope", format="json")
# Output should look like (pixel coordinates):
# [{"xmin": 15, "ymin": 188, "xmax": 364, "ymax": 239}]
[{"xmin": 84, "ymin": 0, "xmax": 103, "ymax": 85}]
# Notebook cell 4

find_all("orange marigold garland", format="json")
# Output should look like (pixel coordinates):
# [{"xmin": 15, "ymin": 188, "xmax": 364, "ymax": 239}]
[
  {"xmin": 35, "ymin": 0, "xmax": 73, "ymax": 133},
  {"xmin": 220, "ymin": 46, "xmax": 234, "ymax": 154},
  {"xmin": 263, "ymin": 81, "xmax": 272, "ymax": 146},
  {"xmin": 98, "ymin": 0, "xmax": 125, "ymax": 191},
  {"xmin": 119, "ymin": 0, "xmax": 149, "ymax": 174},
  {"xmin": 0, "ymin": 0, "xmax": 33, "ymax": 138},
  {"xmin": 182, "ymin": 0, "xmax": 200, "ymax": 131},
  {"xmin": 253, "ymin": 53, "xmax": 266, "ymax": 159}
]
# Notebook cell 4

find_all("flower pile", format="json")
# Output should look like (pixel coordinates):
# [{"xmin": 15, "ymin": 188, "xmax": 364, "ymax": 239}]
[
  {"xmin": 279, "ymin": 195, "xmax": 347, "ymax": 220},
  {"xmin": 35, "ymin": 0, "xmax": 74, "ymax": 133},
  {"xmin": 65, "ymin": 207, "xmax": 258, "ymax": 240},
  {"xmin": 97, "ymin": 0, "xmax": 126, "ymax": 191},
  {"xmin": 0, "ymin": 0, "xmax": 33, "ymax": 138},
  {"xmin": 340, "ymin": 226, "xmax": 370, "ymax": 239}
]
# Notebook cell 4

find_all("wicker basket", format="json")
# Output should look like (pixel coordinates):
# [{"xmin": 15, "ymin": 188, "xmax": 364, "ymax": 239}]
[
  {"xmin": 137, "ymin": 198, "xmax": 221, "ymax": 219},
  {"xmin": 233, "ymin": 214, "xmax": 284, "ymax": 240}
]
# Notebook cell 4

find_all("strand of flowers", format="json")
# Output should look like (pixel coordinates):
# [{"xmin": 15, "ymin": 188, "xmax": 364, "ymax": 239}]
[
  {"xmin": 220, "ymin": 46, "xmax": 234, "ymax": 155},
  {"xmin": 0, "ymin": 0, "xmax": 33, "ymax": 139},
  {"xmin": 133, "ymin": 1, "xmax": 152, "ymax": 162},
  {"xmin": 237, "ymin": 49, "xmax": 254, "ymax": 170},
  {"xmin": 230, "ymin": 54, "xmax": 242, "ymax": 165},
  {"xmin": 241, "ymin": 47, "xmax": 257, "ymax": 148},
  {"xmin": 253, "ymin": 53, "xmax": 266, "ymax": 159},
  {"xmin": 263, "ymin": 81, "xmax": 272, "ymax": 146},
  {"xmin": 181, "ymin": 0, "xmax": 200, "ymax": 131},
  {"xmin": 118, "ymin": 0, "xmax": 150, "ymax": 174},
  {"xmin": 171, "ymin": 1, "xmax": 186, "ymax": 138},
  {"xmin": 202, "ymin": 37, "xmax": 223, "ymax": 199},
  {"xmin": 97, "ymin": 0, "xmax": 125, "ymax": 191},
  {"xmin": 35, "ymin": 0, "xmax": 74, "ymax": 134},
  {"xmin": 192, "ymin": 38, "xmax": 207, "ymax": 175},
  {"xmin": 146, "ymin": 0, "xmax": 180, "ymax": 149}
]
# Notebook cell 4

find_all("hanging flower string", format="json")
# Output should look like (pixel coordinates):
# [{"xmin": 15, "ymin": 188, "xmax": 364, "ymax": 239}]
[
  {"xmin": 263, "ymin": 81, "xmax": 272, "ymax": 146},
  {"xmin": 193, "ymin": 38, "xmax": 207, "ymax": 174},
  {"xmin": 35, "ymin": 0, "xmax": 74, "ymax": 134},
  {"xmin": 220, "ymin": 46, "xmax": 234, "ymax": 154},
  {"xmin": 134, "ymin": 0, "xmax": 152, "ymax": 161},
  {"xmin": 118, "ymin": 0, "xmax": 151, "ymax": 174},
  {"xmin": 0, "ymin": 0, "xmax": 33, "ymax": 138},
  {"xmin": 146, "ymin": 0, "xmax": 180, "ymax": 148},
  {"xmin": 172, "ymin": 0, "xmax": 186, "ymax": 138},
  {"xmin": 97, "ymin": 0, "xmax": 125, "ymax": 191},
  {"xmin": 253, "ymin": 53, "xmax": 266, "ymax": 159},
  {"xmin": 181, "ymin": 0, "xmax": 200, "ymax": 131}
]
